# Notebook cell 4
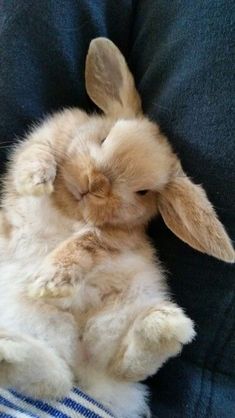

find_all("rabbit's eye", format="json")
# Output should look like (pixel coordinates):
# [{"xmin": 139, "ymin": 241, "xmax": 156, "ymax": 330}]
[
  {"xmin": 101, "ymin": 138, "xmax": 106, "ymax": 144},
  {"xmin": 136, "ymin": 190, "xmax": 149, "ymax": 196}
]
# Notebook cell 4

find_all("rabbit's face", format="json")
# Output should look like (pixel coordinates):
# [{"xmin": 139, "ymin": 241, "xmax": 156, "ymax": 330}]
[
  {"xmin": 51, "ymin": 37, "xmax": 175, "ymax": 228},
  {"xmin": 52, "ymin": 117, "xmax": 176, "ymax": 227},
  {"xmin": 50, "ymin": 37, "xmax": 234, "ymax": 261}
]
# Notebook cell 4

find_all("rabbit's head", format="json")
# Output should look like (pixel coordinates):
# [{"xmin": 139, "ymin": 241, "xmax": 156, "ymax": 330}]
[{"xmin": 53, "ymin": 38, "xmax": 234, "ymax": 263}]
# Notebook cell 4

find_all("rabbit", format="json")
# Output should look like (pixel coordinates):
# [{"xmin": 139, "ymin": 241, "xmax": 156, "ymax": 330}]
[{"xmin": 0, "ymin": 38, "xmax": 234, "ymax": 418}]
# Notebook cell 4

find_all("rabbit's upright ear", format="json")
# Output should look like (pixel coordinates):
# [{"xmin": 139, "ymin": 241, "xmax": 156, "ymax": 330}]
[
  {"xmin": 158, "ymin": 164, "xmax": 234, "ymax": 263},
  {"xmin": 85, "ymin": 38, "xmax": 142, "ymax": 118}
]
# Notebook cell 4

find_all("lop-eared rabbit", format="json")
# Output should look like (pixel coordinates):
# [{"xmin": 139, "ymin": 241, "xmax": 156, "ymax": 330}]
[{"xmin": 0, "ymin": 38, "xmax": 234, "ymax": 418}]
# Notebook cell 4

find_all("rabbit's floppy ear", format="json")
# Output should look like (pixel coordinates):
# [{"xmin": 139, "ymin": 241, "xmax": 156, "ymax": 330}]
[
  {"xmin": 158, "ymin": 164, "xmax": 234, "ymax": 263},
  {"xmin": 85, "ymin": 38, "xmax": 142, "ymax": 118}
]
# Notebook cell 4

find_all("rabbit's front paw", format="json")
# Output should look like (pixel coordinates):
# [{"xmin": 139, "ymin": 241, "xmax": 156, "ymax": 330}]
[
  {"xmin": 29, "ymin": 262, "xmax": 78, "ymax": 299},
  {"xmin": 15, "ymin": 157, "xmax": 56, "ymax": 196}
]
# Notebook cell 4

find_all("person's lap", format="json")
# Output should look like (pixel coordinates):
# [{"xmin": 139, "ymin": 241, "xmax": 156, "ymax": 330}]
[{"xmin": 0, "ymin": 1, "xmax": 234, "ymax": 417}]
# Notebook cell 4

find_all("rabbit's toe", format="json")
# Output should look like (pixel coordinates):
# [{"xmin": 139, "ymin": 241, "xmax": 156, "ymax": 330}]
[{"xmin": 15, "ymin": 161, "xmax": 56, "ymax": 196}]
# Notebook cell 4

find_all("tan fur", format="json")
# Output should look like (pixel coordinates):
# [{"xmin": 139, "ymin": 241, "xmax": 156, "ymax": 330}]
[
  {"xmin": 0, "ymin": 210, "xmax": 11, "ymax": 238},
  {"xmin": 0, "ymin": 38, "xmax": 233, "ymax": 418},
  {"xmin": 86, "ymin": 38, "xmax": 142, "ymax": 118},
  {"xmin": 158, "ymin": 170, "xmax": 235, "ymax": 262},
  {"xmin": 51, "ymin": 231, "xmax": 120, "ymax": 271}
]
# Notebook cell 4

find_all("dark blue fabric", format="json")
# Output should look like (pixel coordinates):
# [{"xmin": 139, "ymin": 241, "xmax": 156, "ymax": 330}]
[{"xmin": 0, "ymin": 1, "xmax": 234, "ymax": 417}]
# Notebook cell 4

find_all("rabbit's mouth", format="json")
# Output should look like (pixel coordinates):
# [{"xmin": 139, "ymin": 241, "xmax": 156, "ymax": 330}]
[{"xmin": 68, "ymin": 181, "xmax": 110, "ymax": 203}]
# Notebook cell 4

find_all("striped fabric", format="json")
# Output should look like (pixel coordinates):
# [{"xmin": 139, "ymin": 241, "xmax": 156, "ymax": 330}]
[{"xmin": 0, "ymin": 387, "xmax": 114, "ymax": 418}]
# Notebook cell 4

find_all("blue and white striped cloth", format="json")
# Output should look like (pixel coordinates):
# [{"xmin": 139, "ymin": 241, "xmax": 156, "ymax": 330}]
[{"xmin": 0, "ymin": 387, "xmax": 114, "ymax": 418}]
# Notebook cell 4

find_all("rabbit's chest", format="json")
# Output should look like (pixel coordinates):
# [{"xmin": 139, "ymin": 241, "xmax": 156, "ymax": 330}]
[
  {"xmin": 69, "ymin": 253, "xmax": 144, "ymax": 320},
  {"xmin": 3, "ymin": 196, "xmax": 83, "ymax": 262}
]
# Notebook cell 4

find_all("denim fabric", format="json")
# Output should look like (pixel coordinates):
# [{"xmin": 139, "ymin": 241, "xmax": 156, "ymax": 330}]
[{"xmin": 0, "ymin": 1, "xmax": 234, "ymax": 417}]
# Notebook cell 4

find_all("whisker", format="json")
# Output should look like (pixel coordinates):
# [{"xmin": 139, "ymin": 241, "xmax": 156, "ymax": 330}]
[
  {"xmin": 0, "ymin": 145, "xmax": 13, "ymax": 150},
  {"xmin": 0, "ymin": 141, "xmax": 15, "ymax": 145}
]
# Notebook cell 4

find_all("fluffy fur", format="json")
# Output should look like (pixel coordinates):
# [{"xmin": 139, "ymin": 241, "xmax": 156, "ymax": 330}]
[{"xmin": 0, "ymin": 38, "xmax": 234, "ymax": 418}]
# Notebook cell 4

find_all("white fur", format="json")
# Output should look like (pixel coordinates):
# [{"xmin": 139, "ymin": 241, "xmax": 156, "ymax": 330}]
[{"xmin": 0, "ymin": 195, "xmax": 195, "ymax": 417}]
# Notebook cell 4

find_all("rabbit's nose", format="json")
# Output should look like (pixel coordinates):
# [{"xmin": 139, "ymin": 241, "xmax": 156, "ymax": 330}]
[{"xmin": 89, "ymin": 172, "xmax": 110, "ymax": 197}]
